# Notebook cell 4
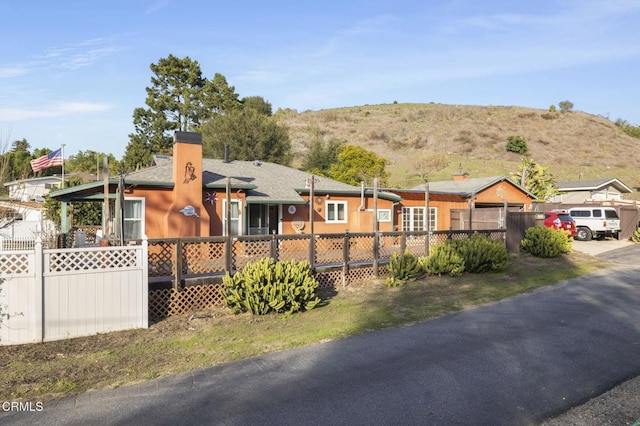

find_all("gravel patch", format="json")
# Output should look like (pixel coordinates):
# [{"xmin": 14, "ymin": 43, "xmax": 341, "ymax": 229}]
[{"xmin": 542, "ymin": 374, "xmax": 640, "ymax": 425}]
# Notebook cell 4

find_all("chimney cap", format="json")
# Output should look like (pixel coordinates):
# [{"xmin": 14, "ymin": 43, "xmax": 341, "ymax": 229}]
[{"xmin": 173, "ymin": 131, "xmax": 202, "ymax": 145}]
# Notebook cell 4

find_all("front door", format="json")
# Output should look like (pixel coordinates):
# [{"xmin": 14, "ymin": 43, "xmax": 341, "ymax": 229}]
[{"xmin": 249, "ymin": 204, "xmax": 280, "ymax": 235}]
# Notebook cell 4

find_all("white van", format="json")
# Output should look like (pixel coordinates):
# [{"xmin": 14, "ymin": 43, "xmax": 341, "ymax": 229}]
[{"xmin": 567, "ymin": 207, "xmax": 620, "ymax": 241}]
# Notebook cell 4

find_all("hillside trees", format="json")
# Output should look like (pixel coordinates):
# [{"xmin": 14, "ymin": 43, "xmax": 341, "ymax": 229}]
[
  {"xmin": 66, "ymin": 150, "xmax": 121, "ymax": 175},
  {"xmin": 327, "ymin": 145, "xmax": 389, "ymax": 186},
  {"xmin": 506, "ymin": 135, "xmax": 528, "ymax": 155},
  {"xmin": 201, "ymin": 101, "xmax": 292, "ymax": 165},
  {"xmin": 301, "ymin": 138, "xmax": 345, "ymax": 176},
  {"xmin": 615, "ymin": 119, "xmax": 640, "ymax": 139},
  {"xmin": 300, "ymin": 141, "xmax": 389, "ymax": 186},
  {"xmin": 5, "ymin": 139, "xmax": 33, "ymax": 180},
  {"xmin": 412, "ymin": 152, "xmax": 450, "ymax": 182},
  {"xmin": 558, "ymin": 100, "xmax": 574, "ymax": 112},
  {"xmin": 123, "ymin": 55, "xmax": 241, "ymax": 171}
]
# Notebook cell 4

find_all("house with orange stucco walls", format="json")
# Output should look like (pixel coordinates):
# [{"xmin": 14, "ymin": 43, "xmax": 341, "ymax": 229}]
[
  {"xmin": 386, "ymin": 172, "xmax": 536, "ymax": 232},
  {"xmin": 49, "ymin": 132, "xmax": 536, "ymax": 240},
  {"xmin": 49, "ymin": 131, "xmax": 402, "ymax": 240}
]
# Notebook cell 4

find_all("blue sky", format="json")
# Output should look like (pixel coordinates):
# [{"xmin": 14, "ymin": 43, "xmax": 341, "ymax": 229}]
[{"xmin": 1, "ymin": 0, "xmax": 639, "ymax": 160}]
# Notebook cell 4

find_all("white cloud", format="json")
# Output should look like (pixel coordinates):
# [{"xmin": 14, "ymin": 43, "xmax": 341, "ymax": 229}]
[
  {"xmin": 0, "ymin": 66, "xmax": 28, "ymax": 78},
  {"xmin": 0, "ymin": 102, "xmax": 111, "ymax": 121},
  {"xmin": 42, "ymin": 38, "xmax": 118, "ymax": 70},
  {"xmin": 145, "ymin": 0, "xmax": 170, "ymax": 15}
]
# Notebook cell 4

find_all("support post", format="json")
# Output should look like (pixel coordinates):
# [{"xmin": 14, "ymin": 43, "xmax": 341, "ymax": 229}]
[
  {"xmin": 225, "ymin": 177, "xmax": 233, "ymax": 273},
  {"xmin": 342, "ymin": 230, "xmax": 349, "ymax": 288},
  {"xmin": 174, "ymin": 239, "xmax": 183, "ymax": 290},
  {"xmin": 34, "ymin": 236, "xmax": 44, "ymax": 342},
  {"xmin": 373, "ymin": 177, "xmax": 379, "ymax": 278},
  {"xmin": 308, "ymin": 175, "xmax": 316, "ymax": 269}
]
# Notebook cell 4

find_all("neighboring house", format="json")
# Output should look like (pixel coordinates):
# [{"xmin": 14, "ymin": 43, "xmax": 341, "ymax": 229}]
[
  {"xmin": 4, "ymin": 176, "xmax": 63, "ymax": 202},
  {"xmin": 549, "ymin": 178, "xmax": 633, "ymax": 203},
  {"xmin": 48, "ymin": 132, "xmax": 402, "ymax": 239},
  {"xmin": 387, "ymin": 173, "xmax": 537, "ymax": 231},
  {"xmin": 0, "ymin": 200, "xmax": 56, "ymax": 239}
]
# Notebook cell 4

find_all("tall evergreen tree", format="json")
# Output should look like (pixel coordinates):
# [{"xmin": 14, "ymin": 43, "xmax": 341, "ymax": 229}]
[
  {"xmin": 201, "ymin": 107, "xmax": 292, "ymax": 165},
  {"xmin": 122, "ymin": 55, "xmax": 240, "ymax": 171}
]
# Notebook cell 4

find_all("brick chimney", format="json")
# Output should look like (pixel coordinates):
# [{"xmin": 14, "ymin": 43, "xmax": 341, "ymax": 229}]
[
  {"xmin": 163, "ymin": 131, "xmax": 210, "ymax": 237},
  {"xmin": 452, "ymin": 172, "xmax": 469, "ymax": 182}
]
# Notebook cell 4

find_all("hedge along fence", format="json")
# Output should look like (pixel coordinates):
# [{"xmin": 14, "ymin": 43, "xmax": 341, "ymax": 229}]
[{"xmin": 143, "ymin": 229, "xmax": 506, "ymax": 320}]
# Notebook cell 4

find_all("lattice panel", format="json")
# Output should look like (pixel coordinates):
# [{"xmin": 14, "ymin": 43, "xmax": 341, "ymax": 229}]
[
  {"xmin": 347, "ymin": 266, "xmax": 377, "ymax": 284},
  {"xmin": 183, "ymin": 241, "xmax": 226, "ymax": 274},
  {"xmin": 277, "ymin": 238, "xmax": 310, "ymax": 262},
  {"xmin": 148, "ymin": 242, "xmax": 175, "ymax": 277},
  {"xmin": 48, "ymin": 249, "xmax": 138, "ymax": 272},
  {"xmin": 233, "ymin": 240, "xmax": 270, "ymax": 270},
  {"xmin": 405, "ymin": 237, "xmax": 427, "ymax": 257},
  {"xmin": 378, "ymin": 235, "xmax": 402, "ymax": 259},
  {"xmin": 348, "ymin": 236, "xmax": 374, "ymax": 262},
  {"xmin": 0, "ymin": 253, "xmax": 32, "ymax": 275},
  {"xmin": 315, "ymin": 269, "xmax": 344, "ymax": 289},
  {"xmin": 315, "ymin": 236, "xmax": 344, "ymax": 265},
  {"xmin": 148, "ymin": 284, "xmax": 225, "ymax": 320}
]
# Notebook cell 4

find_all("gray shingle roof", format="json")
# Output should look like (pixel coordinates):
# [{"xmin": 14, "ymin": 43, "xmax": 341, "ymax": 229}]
[
  {"xmin": 121, "ymin": 158, "xmax": 401, "ymax": 203},
  {"xmin": 556, "ymin": 178, "xmax": 632, "ymax": 193},
  {"xmin": 410, "ymin": 175, "xmax": 534, "ymax": 197}
]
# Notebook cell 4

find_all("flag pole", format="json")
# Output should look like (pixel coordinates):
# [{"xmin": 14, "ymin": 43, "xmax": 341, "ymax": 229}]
[{"xmin": 61, "ymin": 144, "xmax": 65, "ymax": 189}]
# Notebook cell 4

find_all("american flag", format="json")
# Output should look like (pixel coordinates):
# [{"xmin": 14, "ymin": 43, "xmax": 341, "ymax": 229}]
[{"xmin": 30, "ymin": 148, "xmax": 63, "ymax": 172}]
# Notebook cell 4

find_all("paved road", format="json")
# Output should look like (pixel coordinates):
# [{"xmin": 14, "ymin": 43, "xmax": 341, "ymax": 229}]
[{"xmin": 3, "ymin": 245, "xmax": 640, "ymax": 425}]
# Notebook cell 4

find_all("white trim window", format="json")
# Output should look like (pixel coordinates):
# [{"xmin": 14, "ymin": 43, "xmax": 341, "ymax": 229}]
[
  {"xmin": 326, "ymin": 201, "xmax": 347, "ymax": 223},
  {"xmin": 402, "ymin": 206, "xmax": 424, "ymax": 231},
  {"xmin": 222, "ymin": 199, "xmax": 242, "ymax": 236},
  {"xmin": 123, "ymin": 197, "xmax": 145, "ymax": 239},
  {"xmin": 367, "ymin": 209, "xmax": 391, "ymax": 222},
  {"xmin": 401, "ymin": 207, "xmax": 437, "ymax": 231},
  {"xmin": 427, "ymin": 207, "xmax": 437, "ymax": 231}
]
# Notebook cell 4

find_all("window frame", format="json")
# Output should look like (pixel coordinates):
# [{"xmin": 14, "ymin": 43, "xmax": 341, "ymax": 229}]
[
  {"xmin": 122, "ymin": 197, "xmax": 145, "ymax": 240},
  {"xmin": 325, "ymin": 200, "xmax": 348, "ymax": 224},
  {"xmin": 222, "ymin": 199, "xmax": 243, "ymax": 236}
]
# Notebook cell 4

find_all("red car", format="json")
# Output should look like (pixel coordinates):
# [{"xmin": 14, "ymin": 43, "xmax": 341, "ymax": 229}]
[{"xmin": 543, "ymin": 211, "xmax": 577, "ymax": 237}]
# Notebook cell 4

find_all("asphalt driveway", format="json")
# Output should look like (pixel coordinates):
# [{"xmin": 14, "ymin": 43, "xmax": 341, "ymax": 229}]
[{"xmin": 2, "ymin": 245, "xmax": 640, "ymax": 425}]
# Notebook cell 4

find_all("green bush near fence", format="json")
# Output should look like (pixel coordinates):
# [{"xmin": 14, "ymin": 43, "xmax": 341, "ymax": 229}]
[
  {"xmin": 422, "ymin": 234, "xmax": 508, "ymax": 275},
  {"xmin": 386, "ymin": 250, "xmax": 424, "ymax": 286},
  {"xmin": 421, "ymin": 243, "xmax": 466, "ymax": 276},
  {"xmin": 222, "ymin": 258, "xmax": 321, "ymax": 315},
  {"xmin": 520, "ymin": 225, "xmax": 572, "ymax": 258}
]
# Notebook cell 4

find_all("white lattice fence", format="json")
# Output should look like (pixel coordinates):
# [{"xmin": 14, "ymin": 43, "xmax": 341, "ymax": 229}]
[{"xmin": 0, "ymin": 240, "xmax": 148, "ymax": 346}]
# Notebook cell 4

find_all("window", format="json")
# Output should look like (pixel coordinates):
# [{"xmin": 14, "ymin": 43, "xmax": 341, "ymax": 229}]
[
  {"xmin": 223, "ymin": 199, "xmax": 242, "ymax": 236},
  {"xmin": 366, "ymin": 209, "xmax": 391, "ymax": 222},
  {"xmin": 402, "ymin": 207, "xmax": 424, "ymax": 231},
  {"xmin": 326, "ymin": 201, "xmax": 347, "ymax": 223},
  {"xmin": 377, "ymin": 209, "xmax": 391, "ymax": 222},
  {"xmin": 428, "ymin": 207, "xmax": 437, "ymax": 231},
  {"xmin": 123, "ymin": 198, "xmax": 145, "ymax": 239},
  {"xmin": 401, "ymin": 207, "xmax": 437, "ymax": 231}
]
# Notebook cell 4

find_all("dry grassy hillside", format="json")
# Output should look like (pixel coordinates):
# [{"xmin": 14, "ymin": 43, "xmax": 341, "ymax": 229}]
[{"xmin": 277, "ymin": 103, "xmax": 640, "ymax": 198}]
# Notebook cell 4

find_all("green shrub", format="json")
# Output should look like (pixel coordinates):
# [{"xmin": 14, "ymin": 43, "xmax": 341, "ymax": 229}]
[
  {"xmin": 421, "ymin": 243, "xmax": 465, "ymax": 276},
  {"xmin": 422, "ymin": 234, "xmax": 508, "ymax": 276},
  {"xmin": 631, "ymin": 227, "xmax": 640, "ymax": 243},
  {"xmin": 506, "ymin": 135, "xmax": 528, "ymax": 155},
  {"xmin": 222, "ymin": 258, "xmax": 320, "ymax": 315},
  {"xmin": 520, "ymin": 225, "xmax": 572, "ymax": 258},
  {"xmin": 449, "ymin": 234, "xmax": 509, "ymax": 273},
  {"xmin": 386, "ymin": 249, "xmax": 423, "ymax": 286}
]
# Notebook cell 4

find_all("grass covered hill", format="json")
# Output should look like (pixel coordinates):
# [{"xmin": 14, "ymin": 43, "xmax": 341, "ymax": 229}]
[{"xmin": 276, "ymin": 103, "xmax": 640, "ymax": 198}]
